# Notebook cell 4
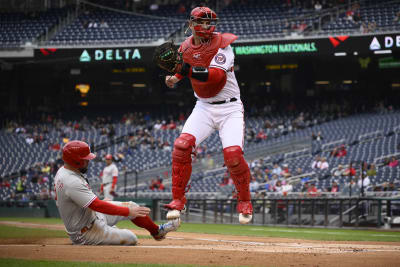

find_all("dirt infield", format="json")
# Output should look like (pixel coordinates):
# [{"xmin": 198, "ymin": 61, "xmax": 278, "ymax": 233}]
[{"xmin": 0, "ymin": 221, "xmax": 400, "ymax": 267}]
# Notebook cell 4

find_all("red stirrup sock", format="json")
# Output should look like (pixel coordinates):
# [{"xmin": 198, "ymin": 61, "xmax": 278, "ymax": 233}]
[{"xmin": 131, "ymin": 216, "xmax": 159, "ymax": 236}]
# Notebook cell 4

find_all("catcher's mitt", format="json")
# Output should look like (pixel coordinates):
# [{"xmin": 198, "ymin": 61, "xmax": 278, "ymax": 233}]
[{"xmin": 153, "ymin": 41, "xmax": 182, "ymax": 73}]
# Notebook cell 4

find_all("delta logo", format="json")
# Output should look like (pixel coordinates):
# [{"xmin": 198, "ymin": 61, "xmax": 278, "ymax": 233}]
[
  {"xmin": 328, "ymin": 36, "xmax": 349, "ymax": 48},
  {"xmin": 369, "ymin": 36, "xmax": 400, "ymax": 50}
]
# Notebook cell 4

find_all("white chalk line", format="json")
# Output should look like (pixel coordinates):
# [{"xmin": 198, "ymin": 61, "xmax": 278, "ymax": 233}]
[
  {"xmin": 250, "ymin": 228, "xmax": 400, "ymax": 238},
  {"xmin": 0, "ymin": 244, "xmax": 399, "ymax": 254}
]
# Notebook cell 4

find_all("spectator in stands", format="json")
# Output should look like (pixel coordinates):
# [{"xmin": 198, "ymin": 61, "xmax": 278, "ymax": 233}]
[
  {"xmin": 272, "ymin": 164, "xmax": 282, "ymax": 177},
  {"xmin": 307, "ymin": 183, "xmax": 319, "ymax": 197},
  {"xmin": 273, "ymin": 180, "xmax": 283, "ymax": 193},
  {"xmin": 357, "ymin": 175, "xmax": 370, "ymax": 189},
  {"xmin": 311, "ymin": 131, "xmax": 323, "ymax": 141},
  {"xmin": 332, "ymin": 164, "xmax": 344, "ymax": 177},
  {"xmin": 301, "ymin": 181, "xmax": 309, "ymax": 193},
  {"xmin": 388, "ymin": 157, "xmax": 399, "ymax": 168},
  {"xmin": 297, "ymin": 21, "xmax": 309, "ymax": 34},
  {"xmin": 281, "ymin": 164, "xmax": 292, "ymax": 178},
  {"xmin": 177, "ymin": 3, "xmax": 186, "ymax": 14},
  {"xmin": 360, "ymin": 22, "xmax": 368, "ymax": 33},
  {"xmin": 342, "ymin": 179, "xmax": 359, "ymax": 196},
  {"xmin": 319, "ymin": 157, "xmax": 329, "ymax": 170},
  {"xmin": 0, "ymin": 178, "xmax": 10, "ymax": 188},
  {"xmin": 385, "ymin": 182, "xmax": 397, "ymax": 191},
  {"xmin": 368, "ymin": 21, "xmax": 377, "ymax": 32},
  {"xmin": 330, "ymin": 181, "xmax": 339, "ymax": 193},
  {"xmin": 255, "ymin": 129, "xmax": 267, "ymax": 142},
  {"xmin": 394, "ymin": 11, "xmax": 400, "ymax": 23},
  {"xmin": 206, "ymin": 154, "xmax": 214, "ymax": 169},
  {"xmin": 245, "ymin": 128, "xmax": 256, "ymax": 142},
  {"xmin": 311, "ymin": 156, "xmax": 321, "ymax": 169},
  {"xmin": 88, "ymin": 21, "xmax": 98, "ymax": 28},
  {"xmin": 250, "ymin": 177, "xmax": 259, "ymax": 192},
  {"xmin": 294, "ymin": 167, "xmax": 304, "ymax": 176},
  {"xmin": 330, "ymin": 145, "xmax": 347, "ymax": 157},
  {"xmin": 16, "ymin": 175, "xmax": 27, "ymax": 194},
  {"xmin": 343, "ymin": 163, "xmax": 356, "ymax": 177},
  {"xmin": 283, "ymin": 19, "xmax": 291, "ymax": 34},
  {"xmin": 366, "ymin": 163, "xmax": 377, "ymax": 177},
  {"xmin": 99, "ymin": 20, "xmax": 109, "ymax": 28},
  {"xmin": 149, "ymin": 3, "xmax": 159, "ymax": 12},
  {"xmin": 345, "ymin": 9, "xmax": 354, "ymax": 22},
  {"xmin": 281, "ymin": 180, "xmax": 293, "ymax": 196},
  {"xmin": 314, "ymin": 1, "xmax": 322, "ymax": 11},
  {"xmin": 167, "ymin": 120, "xmax": 177, "ymax": 130},
  {"xmin": 25, "ymin": 135, "xmax": 34, "ymax": 144},
  {"xmin": 353, "ymin": 10, "xmax": 361, "ymax": 23}
]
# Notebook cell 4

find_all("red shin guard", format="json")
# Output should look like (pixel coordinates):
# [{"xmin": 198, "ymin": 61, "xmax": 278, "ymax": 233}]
[
  {"xmin": 165, "ymin": 133, "xmax": 196, "ymax": 210},
  {"xmin": 223, "ymin": 146, "xmax": 252, "ymax": 214}
]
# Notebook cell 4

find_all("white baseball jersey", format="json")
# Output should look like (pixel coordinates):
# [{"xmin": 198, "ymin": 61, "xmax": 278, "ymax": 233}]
[
  {"xmin": 182, "ymin": 44, "xmax": 245, "ymax": 149},
  {"xmin": 54, "ymin": 167, "xmax": 97, "ymax": 236},
  {"xmin": 54, "ymin": 166, "xmax": 137, "ymax": 245},
  {"xmin": 102, "ymin": 163, "xmax": 118, "ymax": 184},
  {"xmin": 102, "ymin": 163, "xmax": 118, "ymax": 200},
  {"xmin": 195, "ymin": 45, "xmax": 240, "ymax": 103}
]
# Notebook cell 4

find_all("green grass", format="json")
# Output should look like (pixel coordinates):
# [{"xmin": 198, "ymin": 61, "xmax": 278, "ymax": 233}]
[
  {"xmin": 1, "ymin": 217, "xmax": 400, "ymax": 242},
  {"xmin": 0, "ymin": 225, "xmax": 67, "ymax": 239},
  {"xmin": 0, "ymin": 217, "xmax": 62, "ymax": 224},
  {"xmin": 0, "ymin": 259, "xmax": 197, "ymax": 267}
]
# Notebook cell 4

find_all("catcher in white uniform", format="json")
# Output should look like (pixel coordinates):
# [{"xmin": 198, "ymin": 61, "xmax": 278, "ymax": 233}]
[
  {"xmin": 155, "ymin": 6, "xmax": 253, "ymax": 224},
  {"xmin": 54, "ymin": 140, "xmax": 180, "ymax": 245},
  {"xmin": 99, "ymin": 154, "xmax": 118, "ymax": 200}
]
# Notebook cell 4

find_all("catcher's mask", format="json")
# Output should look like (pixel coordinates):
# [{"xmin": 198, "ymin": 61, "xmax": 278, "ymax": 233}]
[
  {"xmin": 189, "ymin": 7, "xmax": 218, "ymax": 39},
  {"xmin": 62, "ymin": 140, "xmax": 96, "ymax": 169}
]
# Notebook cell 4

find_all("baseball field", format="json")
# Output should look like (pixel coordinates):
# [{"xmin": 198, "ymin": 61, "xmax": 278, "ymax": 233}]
[{"xmin": 0, "ymin": 217, "xmax": 399, "ymax": 267}]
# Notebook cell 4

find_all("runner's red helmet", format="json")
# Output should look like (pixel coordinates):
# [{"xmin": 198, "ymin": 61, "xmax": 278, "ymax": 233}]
[
  {"xmin": 189, "ymin": 7, "xmax": 218, "ymax": 39},
  {"xmin": 105, "ymin": 154, "xmax": 113, "ymax": 160},
  {"xmin": 62, "ymin": 140, "xmax": 96, "ymax": 169}
]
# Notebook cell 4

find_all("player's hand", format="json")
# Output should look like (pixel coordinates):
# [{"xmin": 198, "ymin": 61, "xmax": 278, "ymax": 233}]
[
  {"xmin": 165, "ymin": 75, "xmax": 179, "ymax": 88},
  {"xmin": 129, "ymin": 206, "xmax": 150, "ymax": 217}
]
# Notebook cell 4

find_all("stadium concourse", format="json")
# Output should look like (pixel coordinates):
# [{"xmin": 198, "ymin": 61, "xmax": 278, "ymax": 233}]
[{"xmin": 0, "ymin": 0, "xmax": 400, "ymax": 228}]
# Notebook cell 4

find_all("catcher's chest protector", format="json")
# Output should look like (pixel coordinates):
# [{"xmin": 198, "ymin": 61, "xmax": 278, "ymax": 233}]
[{"xmin": 180, "ymin": 32, "xmax": 237, "ymax": 98}]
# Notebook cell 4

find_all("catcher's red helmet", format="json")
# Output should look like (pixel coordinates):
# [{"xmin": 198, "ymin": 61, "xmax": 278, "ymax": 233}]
[
  {"xmin": 189, "ymin": 6, "xmax": 218, "ymax": 38},
  {"xmin": 105, "ymin": 154, "xmax": 113, "ymax": 160},
  {"xmin": 62, "ymin": 140, "xmax": 96, "ymax": 169}
]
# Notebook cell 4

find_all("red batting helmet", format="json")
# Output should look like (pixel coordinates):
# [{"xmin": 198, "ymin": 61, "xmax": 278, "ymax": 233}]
[
  {"xmin": 62, "ymin": 140, "xmax": 96, "ymax": 169},
  {"xmin": 105, "ymin": 154, "xmax": 113, "ymax": 160},
  {"xmin": 189, "ymin": 6, "xmax": 218, "ymax": 39}
]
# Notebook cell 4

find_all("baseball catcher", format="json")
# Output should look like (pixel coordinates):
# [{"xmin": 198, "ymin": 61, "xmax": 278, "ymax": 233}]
[{"xmin": 154, "ymin": 6, "xmax": 253, "ymax": 224}]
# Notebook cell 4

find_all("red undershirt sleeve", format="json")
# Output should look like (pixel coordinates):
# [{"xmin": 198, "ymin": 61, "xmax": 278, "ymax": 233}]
[
  {"xmin": 111, "ymin": 176, "xmax": 117, "ymax": 190},
  {"xmin": 88, "ymin": 197, "xmax": 129, "ymax": 216}
]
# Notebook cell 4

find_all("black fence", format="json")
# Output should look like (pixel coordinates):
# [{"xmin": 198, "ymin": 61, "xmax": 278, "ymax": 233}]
[{"xmin": 154, "ymin": 197, "xmax": 400, "ymax": 228}]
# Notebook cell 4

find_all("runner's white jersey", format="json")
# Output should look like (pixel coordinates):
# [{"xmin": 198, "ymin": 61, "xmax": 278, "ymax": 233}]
[
  {"xmin": 194, "ymin": 45, "xmax": 240, "ymax": 103},
  {"xmin": 54, "ymin": 167, "xmax": 96, "ymax": 235}
]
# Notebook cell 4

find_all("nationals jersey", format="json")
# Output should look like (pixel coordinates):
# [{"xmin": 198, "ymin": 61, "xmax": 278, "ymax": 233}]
[
  {"xmin": 102, "ymin": 163, "xmax": 118, "ymax": 184},
  {"xmin": 195, "ymin": 45, "xmax": 240, "ymax": 103},
  {"xmin": 54, "ymin": 167, "xmax": 97, "ymax": 235}
]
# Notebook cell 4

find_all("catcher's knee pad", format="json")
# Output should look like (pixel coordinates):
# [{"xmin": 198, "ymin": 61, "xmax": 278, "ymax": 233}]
[
  {"xmin": 172, "ymin": 133, "xmax": 196, "ymax": 163},
  {"xmin": 223, "ymin": 146, "xmax": 247, "ymax": 175},
  {"xmin": 171, "ymin": 133, "xmax": 196, "ymax": 199},
  {"xmin": 223, "ymin": 146, "xmax": 251, "ymax": 201}
]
